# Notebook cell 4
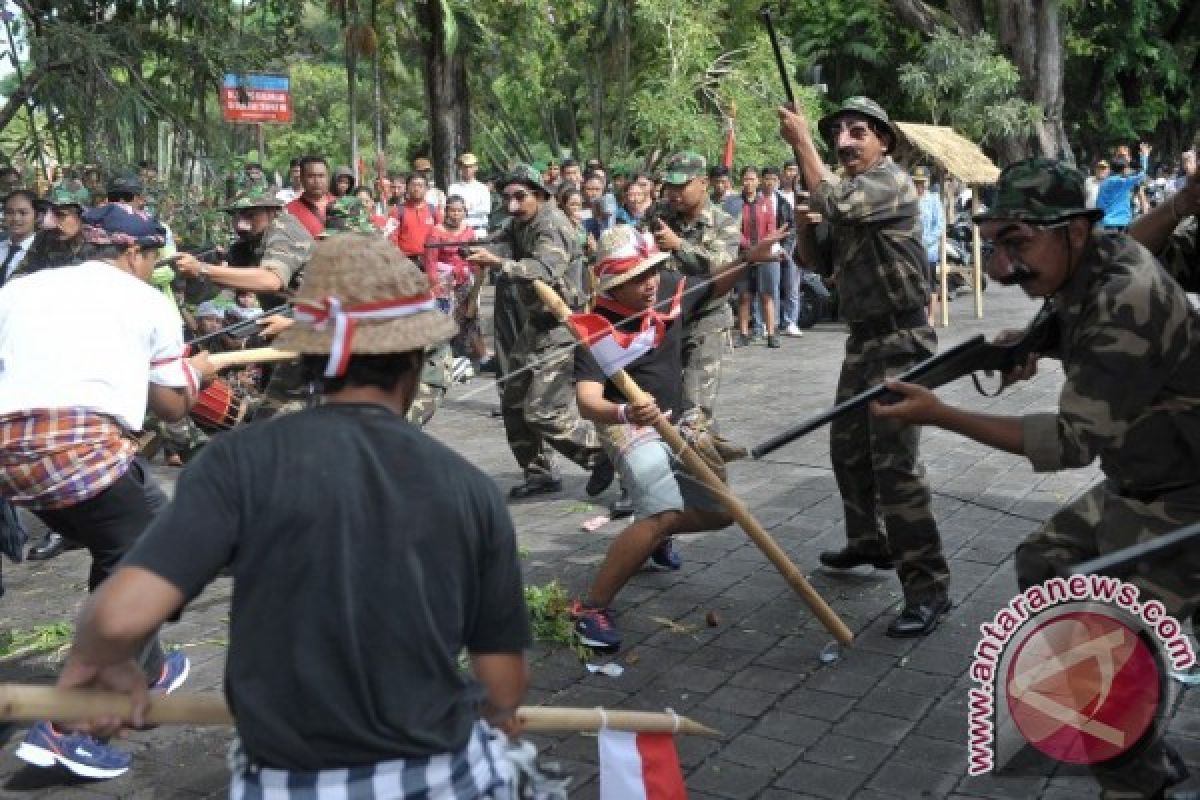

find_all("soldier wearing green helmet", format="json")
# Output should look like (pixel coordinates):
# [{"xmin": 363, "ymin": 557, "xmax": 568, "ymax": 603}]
[
  {"xmin": 875, "ymin": 157, "xmax": 1200, "ymax": 799},
  {"xmin": 779, "ymin": 96, "xmax": 951, "ymax": 637}
]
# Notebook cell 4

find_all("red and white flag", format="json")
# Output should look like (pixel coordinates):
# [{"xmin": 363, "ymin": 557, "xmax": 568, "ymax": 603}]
[
  {"xmin": 598, "ymin": 730, "xmax": 686, "ymax": 800},
  {"xmin": 569, "ymin": 312, "xmax": 661, "ymax": 376}
]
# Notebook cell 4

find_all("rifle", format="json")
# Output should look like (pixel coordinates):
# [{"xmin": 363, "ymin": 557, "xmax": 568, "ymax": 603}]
[
  {"xmin": 1066, "ymin": 522, "xmax": 1200, "ymax": 577},
  {"xmin": 750, "ymin": 302, "xmax": 1059, "ymax": 459},
  {"xmin": 423, "ymin": 241, "xmax": 475, "ymax": 260},
  {"xmin": 154, "ymin": 244, "xmax": 223, "ymax": 270},
  {"xmin": 186, "ymin": 303, "xmax": 293, "ymax": 346}
]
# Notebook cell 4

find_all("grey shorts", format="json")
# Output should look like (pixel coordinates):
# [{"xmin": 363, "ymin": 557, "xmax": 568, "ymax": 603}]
[
  {"xmin": 736, "ymin": 260, "xmax": 781, "ymax": 295},
  {"xmin": 617, "ymin": 437, "xmax": 724, "ymax": 519}
]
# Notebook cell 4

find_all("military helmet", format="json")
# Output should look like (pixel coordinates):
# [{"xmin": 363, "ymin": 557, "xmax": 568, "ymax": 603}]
[
  {"xmin": 503, "ymin": 163, "xmax": 549, "ymax": 197},
  {"xmin": 818, "ymin": 96, "xmax": 898, "ymax": 148},
  {"xmin": 973, "ymin": 158, "xmax": 1103, "ymax": 226},
  {"xmin": 107, "ymin": 174, "xmax": 144, "ymax": 196},
  {"xmin": 222, "ymin": 187, "xmax": 284, "ymax": 213},
  {"xmin": 322, "ymin": 195, "xmax": 377, "ymax": 236},
  {"xmin": 661, "ymin": 152, "xmax": 707, "ymax": 186}
]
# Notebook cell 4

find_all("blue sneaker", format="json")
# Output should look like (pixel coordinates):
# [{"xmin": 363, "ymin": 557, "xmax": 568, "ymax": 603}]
[
  {"xmin": 650, "ymin": 538, "xmax": 683, "ymax": 570},
  {"xmin": 152, "ymin": 650, "xmax": 190, "ymax": 694},
  {"xmin": 15, "ymin": 721, "xmax": 131, "ymax": 779},
  {"xmin": 572, "ymin": 602, "xmax": 622, "ymax": 651}
]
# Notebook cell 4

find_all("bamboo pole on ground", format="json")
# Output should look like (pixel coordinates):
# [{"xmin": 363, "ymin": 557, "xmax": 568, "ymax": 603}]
[
  {"xmin": 0, "ymin": 686, "xmax": 719, "ymax": 736},
  {"xmin": 532, "ymin": 280, "xmax": 853, "ymax": 645}
]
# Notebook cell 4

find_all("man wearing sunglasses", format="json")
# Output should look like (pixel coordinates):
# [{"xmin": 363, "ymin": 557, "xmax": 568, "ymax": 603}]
[
  {"xmin": 779, "ymin": 97, "xmax": 950, "ymax": 637},
  {"xmin": 468, "ymin": 165, "xmax": 609, "ymax": 500},
  {"xmin": 874, "ymin": 158, "xmax": 1199, "ymax": 800}
]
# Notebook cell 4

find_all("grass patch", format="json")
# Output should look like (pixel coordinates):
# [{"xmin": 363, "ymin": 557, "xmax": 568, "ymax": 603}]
[{"xmin": 0, "ymin": 622, "xmax": 74, "ymax": 662}]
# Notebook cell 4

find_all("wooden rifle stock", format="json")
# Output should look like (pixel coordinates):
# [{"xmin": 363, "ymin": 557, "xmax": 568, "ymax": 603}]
[{"xmin": 751, "ymin": 306, "xmax": 1058, "ymax": 459}]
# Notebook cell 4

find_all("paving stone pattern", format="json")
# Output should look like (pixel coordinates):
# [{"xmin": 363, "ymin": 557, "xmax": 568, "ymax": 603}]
[{"xmin": 0, "ymin": 285, "xmax": 1196, "ymax": 798}]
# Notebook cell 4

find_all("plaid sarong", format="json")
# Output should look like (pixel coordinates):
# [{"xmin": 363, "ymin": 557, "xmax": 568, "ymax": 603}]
[
  {"xmin": 0, "ymin": 409, "xmax": 136, "ymax": 510},
  {"xmin": 228, "ymin": 722, "xmax": 516, "ymax": 800}
]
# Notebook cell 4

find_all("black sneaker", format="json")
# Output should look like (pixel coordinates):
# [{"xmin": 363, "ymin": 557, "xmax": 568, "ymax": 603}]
[
  {"xmin": 572, "ymin": 602, "xmax": 621, "ymax": 651},
  {"xmin": 886, "ymin": 594, "xmax": 952, "ymax": 638},
  {"xmin": 766, "ymin": 334, "xmax": 782, "ymax": 348},
  {"xmin": 586, "ymin": 456, "xmax": 615, "ymax": 497},
  {"xmin": 734, "ymin": 333, "xmax": 751, "ymax": 348}
]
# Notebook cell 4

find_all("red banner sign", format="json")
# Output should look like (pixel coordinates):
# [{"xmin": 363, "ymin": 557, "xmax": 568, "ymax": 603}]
[{"xmin": 221, "ymin": 73, "xmax": 292, "ymax": 124}]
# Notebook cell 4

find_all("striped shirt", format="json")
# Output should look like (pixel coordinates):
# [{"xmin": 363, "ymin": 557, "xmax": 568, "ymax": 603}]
[
  {"xmin": 0, "ymin": 409, "xmax": 136, "ymax": 509},
  {"xmin": 228, "ymin": 722, "xmax": 515, "ymax": 800}
]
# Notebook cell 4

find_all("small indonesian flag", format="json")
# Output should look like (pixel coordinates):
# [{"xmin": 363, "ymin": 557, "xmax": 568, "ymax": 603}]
[
  {"xmin": 599, "ymin": 730, "xmax": 686, "ymax": 800},
  {"xmin": 570, "ymin": 312, "xmax": 662, "ymax": 376}
]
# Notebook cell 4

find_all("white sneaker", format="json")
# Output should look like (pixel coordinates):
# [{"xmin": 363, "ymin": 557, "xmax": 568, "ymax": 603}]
[{"xmin": 782, "ymin": 324, "xmax": 804, "ymax": 337}]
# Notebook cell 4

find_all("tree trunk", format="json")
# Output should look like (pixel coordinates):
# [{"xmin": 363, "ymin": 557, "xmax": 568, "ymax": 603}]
[
  {"xmin": 994, "ymin": 0, "xmax": 1071, "ymax": 163},
  {"xmin": 370, "ymin": 0, "xmax": 386, "ymax": 174},
  {"xmin": 417, "ymin": 0, "xmax": 468, "ymax": 191},
  {"xmin": 347, "ymin": 47, "xmax": 360, "ymax": 178}
]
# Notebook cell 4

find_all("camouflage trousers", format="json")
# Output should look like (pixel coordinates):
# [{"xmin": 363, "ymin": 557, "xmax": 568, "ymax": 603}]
[
  {"xmin": 1014, "ymin": 480, "xmax": 1200, "ymax": 799},
  {"xmin": 681, "ymin": 326, "xmax": 728, "ymax": 420},
  {"xmin": 501, "ymin": 325, "xmax": 602, "ymax": 479},
  {"xmin": 829, "ymin": 328, "xmax": 949, "ymax": 603},
  {"xmin": 252, "ymin": 360, "xmax": 318, "ymax": 421},
  {"xmin": 142, "ymin": 414, "xmax": 208, "ymax": 460},
  {"xmin": 492, "ymin": 276, "xmax": 527, "ymax": 400},
  {"xmin": 406, "ymin": 345, "xmax": 453, "ymax": 428}
]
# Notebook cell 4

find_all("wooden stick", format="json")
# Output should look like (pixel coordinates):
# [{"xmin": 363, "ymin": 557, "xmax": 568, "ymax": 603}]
[
  {"xmin": 207, "ymin": 347, "xmax": 299, "ymax": 371},
  {"xmin": 532, "ymin": 281, "xmax": 853, "ymax": 645},
  {"xmin": 0, "ymin": 686, "xmax": 719, "ymax": 736}
]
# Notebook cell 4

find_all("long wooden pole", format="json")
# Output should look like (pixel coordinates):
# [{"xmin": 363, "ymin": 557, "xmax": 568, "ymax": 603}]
[
  {"xmin": 533, "ymin": 281, "xmax": 853, "ymax": 645},
  {"xmin": 207, "ymin": 347, "xmax": 298, "ymax": 371},
  {"xmin": 0, "ymin": 686, "xmax": 719, "ymax": 736}
]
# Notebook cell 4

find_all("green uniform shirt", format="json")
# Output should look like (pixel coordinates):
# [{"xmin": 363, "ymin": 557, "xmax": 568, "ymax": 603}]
[
  {"xmin": 494, "ymin": 203, "xmax": 585, "ymax": 322},
  {"xmin": 1157, "ymin": 216, "xmax": 1198, "ymax": 293},
  {"xmin": 1023, "ymin": 232, "xmax": 1200, "ymax": 494},
  {"xmin": 809, "ymin": 156, "xmax": 928, "ymax": 323},
  {"xmin": 660, "ymin": 200, "xmax": 740, "ymax": 332}
]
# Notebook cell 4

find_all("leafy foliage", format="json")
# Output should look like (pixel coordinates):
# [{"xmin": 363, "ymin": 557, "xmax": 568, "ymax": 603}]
[
  {"xmin": 897, "ymin": 30, "xmax": 1041, "ymax": 145},
  {"xmin": 523, "ymin": 580, "xmax": 588, "ymax": 659}
]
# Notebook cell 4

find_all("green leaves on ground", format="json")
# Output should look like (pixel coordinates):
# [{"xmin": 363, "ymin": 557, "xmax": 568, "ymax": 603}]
[{"xmin": 0, "ymin": 623, "xmax": 73, "ymax": 662}]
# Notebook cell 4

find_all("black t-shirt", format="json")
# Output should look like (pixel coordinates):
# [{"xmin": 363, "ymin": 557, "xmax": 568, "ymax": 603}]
[
  {"xmin": 573, "ymin": 273, "xmax": 712, "ymax": 414},
  {"xmin": 123, "ymin": 403, "xmax": 531, "ymax": 770}
]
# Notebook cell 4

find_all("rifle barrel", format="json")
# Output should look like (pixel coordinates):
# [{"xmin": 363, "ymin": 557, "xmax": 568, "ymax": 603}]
[{"xmin": 1066, "ymin": 521, "xmax": 1200, "ymax": 577}]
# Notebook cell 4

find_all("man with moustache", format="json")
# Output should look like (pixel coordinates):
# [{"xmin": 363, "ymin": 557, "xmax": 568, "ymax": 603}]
[
  {"xmin": 467, "ymin": 165, "xmax": 610, "ymax": 500},
  {"xmin": 778, "ymin": 97, "xmax": 950, "ymax": 637}
]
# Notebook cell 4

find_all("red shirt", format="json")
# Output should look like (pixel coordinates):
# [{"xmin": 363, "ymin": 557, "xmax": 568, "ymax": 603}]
[
  {"xmin": 422, "ymin": 225, "xmax": 476, "ymax": 295},
  {"xmin": 286, "ymin": 195, "xmax": 330, "ymax": 237},
  {"xmin": 390, "ymin": 200, "xmax": 442, "ymax": 258}
]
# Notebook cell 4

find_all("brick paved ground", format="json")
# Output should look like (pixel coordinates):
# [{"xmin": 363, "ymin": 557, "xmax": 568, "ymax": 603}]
[{"xmin": 0, "ymin": 283, "xmax": 1196, "ymax": 798}]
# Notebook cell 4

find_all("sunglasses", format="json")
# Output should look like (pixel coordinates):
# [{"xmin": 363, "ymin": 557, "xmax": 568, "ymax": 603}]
[{"xmin": 503, "ymin": 189, "xmax": 530, "ymax": 203}]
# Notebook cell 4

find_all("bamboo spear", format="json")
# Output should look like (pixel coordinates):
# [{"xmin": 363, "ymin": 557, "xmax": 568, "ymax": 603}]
[
  {"xmin": 206, "ymin": 347, "xmax": 299, "ymax": 371},
  {"xmin": 0, "ymin": 685, "xmax": 719, "ymax": 736},
  {"xmin": 532, "ymin": 280, "xmax": 853, "ymax": 645}
]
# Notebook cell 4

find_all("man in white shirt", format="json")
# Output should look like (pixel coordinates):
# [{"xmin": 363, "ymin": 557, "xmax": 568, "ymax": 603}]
[
  {"xmin": 0, "ymin": 205, "xmax": 215, "ymax": 781},
  {"xmin": 0, "ymin": 189, "xmax": 38, "ymax": 285},
  {"xmin": 447, "ymin": 152, "xmax": 492, "ymax": 238}
]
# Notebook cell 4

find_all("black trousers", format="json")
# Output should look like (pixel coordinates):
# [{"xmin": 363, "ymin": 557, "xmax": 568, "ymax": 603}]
[{"xmin": 33, "ymin": 457, "xmax": 166, "ymax": 682}]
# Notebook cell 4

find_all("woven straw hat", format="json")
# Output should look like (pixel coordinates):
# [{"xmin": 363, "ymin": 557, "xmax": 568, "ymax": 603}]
[
  {"xmin": 274, "ymin": 233, "xmax": 456, "ymax": 373},
  {"xmin": 593, "ymin": 224, "xmax": 670, "ymax": 292}
]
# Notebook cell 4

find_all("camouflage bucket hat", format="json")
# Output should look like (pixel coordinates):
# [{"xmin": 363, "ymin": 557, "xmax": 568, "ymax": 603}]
[
  {"xmin": 973, "ymin": 158, "xmax": 1103, "ymax": 226},
  {"xmin": 818, "ymin": 96, "xmax": 898, "ymax": 147},
  {"xmin": 321, "ymin": 196, "xmax": 378, "ymax": 236},
  {"xmin": 503, "ymin": 163, "xmax": 549, "ymax": 197},
  {"xmin": 46, "ymin": 184, "xmax": 89, "ymax": 210},
  {"xmin": 661, "ymin": 152, "xmax": 707, "ymax": 186},
  {"xmin": 222, "ymin": 187, "xmax": 284, "ymax": 213},
  {"xmin": 107, "ymin": 174, "xmax": 144, "ymax": 196}
]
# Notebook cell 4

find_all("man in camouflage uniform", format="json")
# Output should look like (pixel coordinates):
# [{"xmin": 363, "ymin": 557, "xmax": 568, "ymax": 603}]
[
  {"xmin": 779, "ymin": 97, "xmax": 950, "ymax": 637},
  {"xmin": 652, "ymin": 152, "xmax": 740, "ymax": 419},
  {"xmin": 876, "ymin": 158, "xmax": 1200, "ymax": 800},
  {"xmin": 468, "ymin": 165, "xmax": 608, "ymax": 498},
  {"xmin": 1130, "ymin": 129, "xmax": 1199, "ymax": 291}
]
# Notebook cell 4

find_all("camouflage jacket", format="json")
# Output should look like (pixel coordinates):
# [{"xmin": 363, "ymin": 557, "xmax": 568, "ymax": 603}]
[
  {"xmin": 659, "ymin": 200, "xmax": 740, "ymax": 333},
  {"xmin": 259, "ymin": 212, "xmax": 315, "ymax": 308},
  {"xmin": 1156, "ymin": 215, "xmax": 1198, "ymax": 292},
  {"xmin": 1023, "ymin": 232, "xmax": 1200, "ymax": 494},
  {"xmin": 493, "ymin": 203, "xmax": 585, "ymax": 326},
  {"xmin": 809, "ymin": 156, "xmax": 929, "ymax": 323}
]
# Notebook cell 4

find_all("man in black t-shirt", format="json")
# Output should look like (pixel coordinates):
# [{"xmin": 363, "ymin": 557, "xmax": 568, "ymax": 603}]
[
  {"xmin": 571, "ymin": 224, "xmax": 787, "ymax": 651},
  {"xmin": 55, "ymin": 235, "xmax": 531, "ymax": 796}
]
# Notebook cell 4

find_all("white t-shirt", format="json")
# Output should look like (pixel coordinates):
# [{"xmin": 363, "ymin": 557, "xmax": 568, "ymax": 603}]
[
  {"xmin": 447, "ymin": 179, "xmax": 492, "ymax": 235},
  {"xmin": 0, "ymin": 260, "xmax": 192, "ymax": 430}
]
